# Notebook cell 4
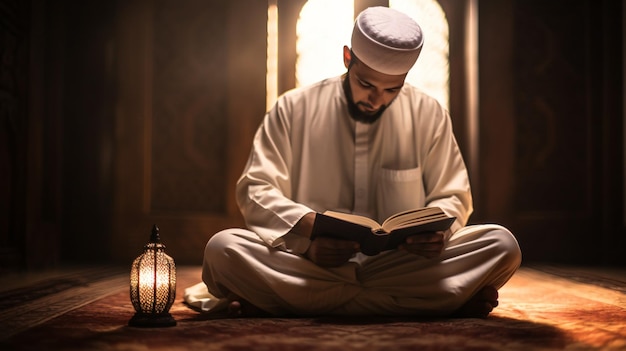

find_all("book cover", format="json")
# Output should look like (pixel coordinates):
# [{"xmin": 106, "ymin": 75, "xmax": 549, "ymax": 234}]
[{"xmin": 311, "ymin": 209, "xmax": 456, "ymax": 256}]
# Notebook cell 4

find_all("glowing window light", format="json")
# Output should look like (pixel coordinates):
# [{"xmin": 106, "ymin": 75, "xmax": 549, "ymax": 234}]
[
  {"xmin": 266, "ymin": 0, "xmax": 278, "ymax": 110},
  {"xmin": 267, "ymin": 1, "xmax": 450, "ymax": 108},
  {"xmin": 390, "ymin": 0, "xmax": 450, "ymax": 109},
  {"xmin": 287, "ymin": 0, "xmax": 449, "ymax": 110},
  {"xmin": 295, "ymin": 0, "xmax": 353, "ymax": 88}
]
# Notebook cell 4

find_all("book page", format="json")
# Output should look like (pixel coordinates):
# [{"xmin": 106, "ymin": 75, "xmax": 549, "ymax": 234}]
[
  {"xmin": 382, "ymin": 207, "xmax": 445, "ymax": 231},
  {"xmin": 323, "ymin": 211, "xmax": 382, "ymax": 230}
]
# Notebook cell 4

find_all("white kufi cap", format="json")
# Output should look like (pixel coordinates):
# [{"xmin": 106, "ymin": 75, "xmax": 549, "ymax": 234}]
[{"xmin": 351, "ymin": 7, "xmax": 424, "ymax": 75}]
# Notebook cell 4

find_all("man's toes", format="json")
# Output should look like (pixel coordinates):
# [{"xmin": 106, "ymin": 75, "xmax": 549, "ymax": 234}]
[
  {"xmin": 227, "ymin": 300, "xmax": 243, "ymax": 317},
  {"xmin": 471, "ymin": 301, "xmax": 494, "ymax": 318},
  {"xmin": 452, "ymin": 286, "xmax": 500, "ymax": 318}
]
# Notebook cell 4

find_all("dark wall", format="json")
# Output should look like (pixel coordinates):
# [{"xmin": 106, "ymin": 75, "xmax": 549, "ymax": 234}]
[
  {"xmin": 0, "ymin": 0, "xmax": 32, "ymax": 271},
  {"xmin": 477, "ymin": 0, "xmax": 624, "ymax": 264},
  {"xmin": 60, "ymin": 1, "xmax": 117, "ymax": 263},
  {"xmin": 0, "ymin": 0, "xmax": 624, "ymax": 272}
]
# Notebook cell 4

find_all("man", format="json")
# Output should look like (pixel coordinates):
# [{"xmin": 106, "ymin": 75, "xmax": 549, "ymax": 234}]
[{"xmin": 189, "ymin": 6, "xmax": 521, "ymax": 318}]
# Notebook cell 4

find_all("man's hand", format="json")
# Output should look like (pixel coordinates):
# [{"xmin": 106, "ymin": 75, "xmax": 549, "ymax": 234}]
[
  {"xmin": 399, "ymin": 229, "xmax": 448, "ymax": 258},
  {"xmin": 305, "ymin": 237, "xmax": 359, "ymax": 267}
]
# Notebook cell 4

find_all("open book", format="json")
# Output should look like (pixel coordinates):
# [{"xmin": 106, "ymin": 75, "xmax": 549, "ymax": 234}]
[{"xmin": 311, "ymin": 207, "xmax": 456, "ymax": 256}]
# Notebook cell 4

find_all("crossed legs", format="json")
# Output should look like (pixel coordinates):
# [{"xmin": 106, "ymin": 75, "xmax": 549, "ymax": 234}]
[{"xmin": 202, "ymin": 224, "xmax": 521, "ymax": 317}]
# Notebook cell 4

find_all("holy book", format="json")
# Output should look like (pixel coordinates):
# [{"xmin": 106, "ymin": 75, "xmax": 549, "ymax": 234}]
[{"xmin": 311, "ymin": 207, "xmax": 456, "ymax": 256}]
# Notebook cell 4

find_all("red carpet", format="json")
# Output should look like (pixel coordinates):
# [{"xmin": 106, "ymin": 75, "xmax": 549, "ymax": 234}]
[{"xmin": 1, "ymin": 266, "xmax": 625, "ymax": 350}]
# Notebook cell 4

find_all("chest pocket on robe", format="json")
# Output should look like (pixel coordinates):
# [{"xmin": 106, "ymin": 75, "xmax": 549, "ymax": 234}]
[{"xmin": 376, "ymin": 167, "xmax": 425, "ymax": 221}]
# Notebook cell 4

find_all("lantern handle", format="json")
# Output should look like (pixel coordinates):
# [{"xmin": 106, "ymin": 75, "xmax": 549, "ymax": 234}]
[{"xmin": 150, "ymin": 224, "xmax": 161, "ymax": 243}]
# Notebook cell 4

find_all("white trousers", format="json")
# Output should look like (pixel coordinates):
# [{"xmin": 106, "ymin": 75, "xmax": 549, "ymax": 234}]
[{"xmin": 200, "ymin": 224, "xmax": 521, "ymax": 316}]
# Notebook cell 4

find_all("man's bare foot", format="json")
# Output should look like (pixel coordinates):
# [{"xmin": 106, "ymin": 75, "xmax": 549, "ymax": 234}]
[
  {"xmin": 226, "ymin": 293, "xmax": 270, "ymax": 318},
  {"xmin": 453, "ymin": 285, "xmax": 499, "ymax": 318}
]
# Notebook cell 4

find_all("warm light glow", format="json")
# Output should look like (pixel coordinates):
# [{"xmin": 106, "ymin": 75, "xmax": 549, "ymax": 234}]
[
  {"xmin": 128, "ymin": 226, "xmax": 177, "ymax": 327},
  {"xmin": 130, "ymin": 244, "xmax": 176, "ymax": 315},
  {"xmin": 295, "ymin": 0, "xmax": 353, "ymax": 87},
  {"xmin": 288, "ymin": 0, "xmax": 450, "ymax": 108},
  {"xmin": 269, "ymin": 0, "xmax": 450, "ymax": 109},
  {"xmin": 465, "ymin": 0, "xmax": 480, "ymax": 188},
  {"xmin": 138, "ymin": 258, "xmax": 169, "ymax": 303},
  {"xmin": 266, "ymin": 0, "xmax": 278, "ymax": 110},
  {"xmin": 390, "ymin": 0, "xmax": 450, "ymax": 109}
]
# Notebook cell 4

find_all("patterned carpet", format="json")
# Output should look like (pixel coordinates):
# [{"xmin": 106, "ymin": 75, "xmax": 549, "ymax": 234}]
[{"xmin": 0, "ymin": 265, "xmax": 624, "ymax": 351}]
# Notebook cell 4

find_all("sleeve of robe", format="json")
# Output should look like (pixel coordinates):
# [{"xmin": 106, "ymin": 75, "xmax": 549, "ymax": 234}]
[
  {"xmin": 235, "ymin": 96, "xmax": 313, "ymax": 254},
  {"xmin": 417, "ymin": 95, "xmax": 473, "ymax": 239}
]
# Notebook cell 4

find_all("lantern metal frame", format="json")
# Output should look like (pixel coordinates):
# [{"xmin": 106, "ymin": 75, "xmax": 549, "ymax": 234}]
[{"xmin": 128, "ymin": 224, "xmax": 177, "ymax": 327}]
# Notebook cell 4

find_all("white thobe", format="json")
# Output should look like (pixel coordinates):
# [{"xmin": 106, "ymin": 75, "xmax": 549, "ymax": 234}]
[{"xmin": 189, "ymin": 76, "xmax": 521, "ymax": 316}]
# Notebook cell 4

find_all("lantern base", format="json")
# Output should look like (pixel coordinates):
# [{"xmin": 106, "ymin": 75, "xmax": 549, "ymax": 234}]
[{"xmin": 128, "ymin": 312, "xmax": 177, "ymax": 328}]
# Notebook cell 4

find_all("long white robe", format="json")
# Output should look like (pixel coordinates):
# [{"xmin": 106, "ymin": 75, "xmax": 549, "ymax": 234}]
[
  {"xmin": 188, "ymin": 76, "xmax": 521, "ymax": 316},
  {"xmin": 239, "ymin": 76, "xmax": 471, "ymax": 253}
]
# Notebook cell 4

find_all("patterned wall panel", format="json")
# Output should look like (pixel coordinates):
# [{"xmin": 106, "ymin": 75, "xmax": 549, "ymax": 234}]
[
  {"xmin": 513, "ymin": 1, "xmax": 591, "ymax": 214},
  {"xmin": 150, "ymin": 0, "xmax": 229, "ymax": 213}
]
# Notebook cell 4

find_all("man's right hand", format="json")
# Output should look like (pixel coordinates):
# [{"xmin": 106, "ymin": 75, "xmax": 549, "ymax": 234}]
[{"xmin": 305, "ymin": 237, "xmax": 359, "ymax": 267}]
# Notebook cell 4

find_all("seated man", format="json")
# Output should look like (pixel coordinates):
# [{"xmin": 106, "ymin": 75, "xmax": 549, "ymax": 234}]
[{"xmin": 192, "ymin": 6, "xmax": 521, "ymax": 318}]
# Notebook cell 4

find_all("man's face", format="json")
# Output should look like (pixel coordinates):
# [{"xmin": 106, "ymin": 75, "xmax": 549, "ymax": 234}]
[{"xmin": 342, "ymin": 47, "xmax": 407, "ymax": 123}]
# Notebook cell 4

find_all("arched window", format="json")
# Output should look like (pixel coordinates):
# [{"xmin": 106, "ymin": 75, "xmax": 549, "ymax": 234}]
[
  {"xmin": 389, "ymin": 0, "xmax": 449, "ymax": 109},
  {"xmin": 266, "ymin": 0, "xmax": 480, "ymax": 208},
  {"xmin": 274, "ymin": 0, "xmax": 450, "ymax": 109}
]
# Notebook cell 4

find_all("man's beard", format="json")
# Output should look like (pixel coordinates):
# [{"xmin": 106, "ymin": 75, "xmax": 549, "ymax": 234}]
[{"xmin": 342, "ymin": 73, "xmax": 388, "ymax": 124}]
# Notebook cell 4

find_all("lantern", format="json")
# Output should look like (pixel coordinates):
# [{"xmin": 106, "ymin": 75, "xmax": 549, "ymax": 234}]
[{"xmin": 128, "ymin": 224, "xmax": 177, "ymax": 327}]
